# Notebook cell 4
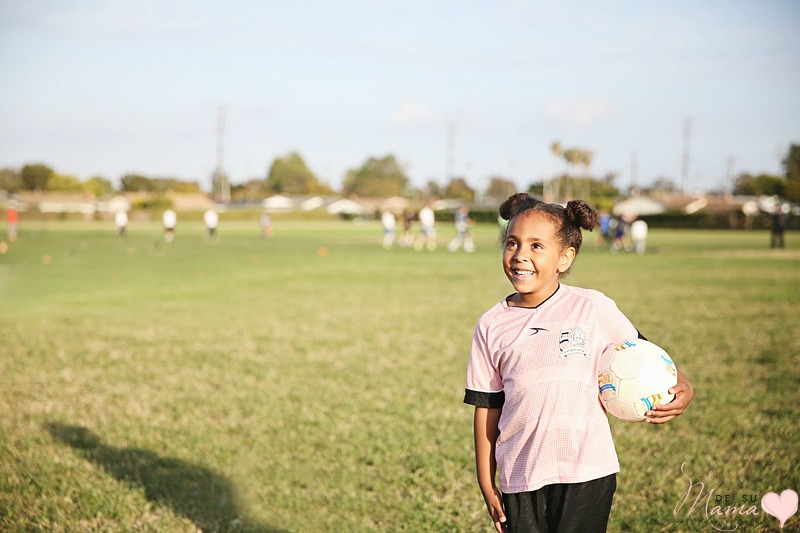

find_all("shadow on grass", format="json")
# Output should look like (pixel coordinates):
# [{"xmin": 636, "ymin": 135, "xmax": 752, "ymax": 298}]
[{"xmin": 46, "ymin": 422, "xmax": 287, "ymax": 533}]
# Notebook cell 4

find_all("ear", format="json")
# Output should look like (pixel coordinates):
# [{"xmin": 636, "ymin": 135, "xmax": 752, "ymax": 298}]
[{"xmin": 557, "ymin": 247, "xmax": 576, "ymax": 274}]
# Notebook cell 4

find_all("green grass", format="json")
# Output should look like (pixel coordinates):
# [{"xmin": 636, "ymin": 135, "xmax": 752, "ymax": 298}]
[{"xmin": 1, "ymin": 220, "xmax": 798, "ymax": 532}]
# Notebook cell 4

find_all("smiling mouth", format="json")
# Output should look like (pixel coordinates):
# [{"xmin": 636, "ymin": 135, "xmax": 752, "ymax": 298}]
[{"xmin": 512, "ymin": 269, "xmax": 534, "ymax": 278}]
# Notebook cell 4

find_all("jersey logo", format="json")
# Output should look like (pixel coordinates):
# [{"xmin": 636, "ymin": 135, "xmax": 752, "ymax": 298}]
[
  {"xmin": 529, "ymin": 327, "xmax": 548, "ymax": 336},
  {"xmin": 559, "ymin": 327, "xmax": 589, "ymax": 360}
]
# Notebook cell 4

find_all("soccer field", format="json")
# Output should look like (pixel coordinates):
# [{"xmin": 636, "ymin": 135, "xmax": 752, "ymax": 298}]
[{"xmin": 1, "ymin": 220, "xmax": 798, "ymax": 532}]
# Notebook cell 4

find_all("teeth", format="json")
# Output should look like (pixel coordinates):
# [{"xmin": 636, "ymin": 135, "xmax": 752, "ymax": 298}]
[{"xmin": 514, "ymin": 269, "xmax": 533, "ymax": 276}]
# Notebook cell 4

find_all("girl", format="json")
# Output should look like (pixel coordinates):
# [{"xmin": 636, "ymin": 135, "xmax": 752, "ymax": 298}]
[{"xmin": 464, "ymin": 193, "xmax": 694, "ymax": 532}]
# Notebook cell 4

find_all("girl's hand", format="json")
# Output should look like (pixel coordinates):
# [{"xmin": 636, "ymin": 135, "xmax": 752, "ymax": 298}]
[
  {"xmin": 645, "ymin": 370, "xmax": 694, "ymax": 424},
  {"xmin": 482, "ymin": 486, "xmax": 508, "ymax": 532},
  {"xmin": 475, "ymin": 407, "xmax": 506, "ymax": 530}
]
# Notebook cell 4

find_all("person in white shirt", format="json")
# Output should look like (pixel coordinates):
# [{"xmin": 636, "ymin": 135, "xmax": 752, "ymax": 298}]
[
  {"xmin": 203, "ymin": 208, "xmax": 219, "ymax": 240},
  {"xmin": 630, "ymin": 218, "xmax": 648, "ymax": 255},
  {"xmin": 162, "ymin": 209, "xmax": 177, "ymax": 242},
  {"xmin": 381, "ymin": 210, "xmax": 396, "ymax": 250},
  {"xmin": 447, "ymin": 205, "xmax": 475, "ymax": 253},
  {"xmin": 114, "ymin": 210, "xmax": 128, "ymax": 237},
  {"xmin": 414, "ymin": 201, "xmax": 437, "ymax": 252}
]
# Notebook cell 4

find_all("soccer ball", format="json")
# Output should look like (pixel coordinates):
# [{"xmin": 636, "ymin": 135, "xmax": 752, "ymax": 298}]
[{"xmin": 597, "ymin": 339, "xmax": 678, "ymax": 422}]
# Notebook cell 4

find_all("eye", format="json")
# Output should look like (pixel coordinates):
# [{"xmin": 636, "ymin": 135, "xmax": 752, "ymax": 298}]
[{"xmin": 505, "ymin": 239, "xmax": 517, "ymax": 250}]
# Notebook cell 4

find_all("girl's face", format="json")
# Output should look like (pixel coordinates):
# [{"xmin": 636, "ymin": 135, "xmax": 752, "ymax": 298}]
[{"xmin": 502, "ymin": 211, "xmax": 575, "ymax": 307}]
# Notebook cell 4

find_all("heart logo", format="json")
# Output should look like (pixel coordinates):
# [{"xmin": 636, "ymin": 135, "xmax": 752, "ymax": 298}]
[{"xmin": 761, "ymin": 489, "xmax": 798, "ymax": 529}]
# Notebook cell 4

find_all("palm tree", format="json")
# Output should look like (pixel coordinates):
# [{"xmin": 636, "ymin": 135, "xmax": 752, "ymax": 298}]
[
  {"xmin": 563, "ymin": 148, "xmax": 583, "ymax": 201},
  {"xmin": 578, "ymin": 150, "xmax": 593, "ymax": 200},
  {"xmin": 549, "ymin": 141, "xmax": 563, "ymax": 202},
  {"xmin": 550, "ymin": 140, "xmax": 563, "ymax": 159}
]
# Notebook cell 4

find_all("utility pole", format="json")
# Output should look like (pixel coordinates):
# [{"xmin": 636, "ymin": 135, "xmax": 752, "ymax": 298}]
[
  {"xmin": 726, "ymin": 156, "xmax": 736, "ymax": 193},
  {"xmin": 777, "ymin": 144, "xmax": 786, "ymax": 175},
  {"xmin": 213, "ymin": 106, "xmax": 230, "ymax": 204},
  {"xmin": 446, "ymin": 121, "xmax": 455, "ymax": 183},
  {"xmin": 681, "ymin": 117, "xmax": 692, "ymax": 195}
]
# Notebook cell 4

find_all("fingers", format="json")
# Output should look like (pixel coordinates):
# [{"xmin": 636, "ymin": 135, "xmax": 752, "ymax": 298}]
[
  {"xmin": 669, "ymin": 382, "xmax": 691, "ymax": 396},
  {"xmin": 645, "ymin": 410, "xmax": 679, "ymax": 424},
  {"xmin": 491, "ymin": 504, "xmax": 507, "ymax": 531},
  {"xmin": 645, "ymin": 393, "xmax": 687, "ymax": 423},
  {"xmin": 658, "ymin": 397, "xmax": 686, "ymax": 412},
  {"xmin": 487, "ymin": 493, "xmax": 507, "ymax": 532}
]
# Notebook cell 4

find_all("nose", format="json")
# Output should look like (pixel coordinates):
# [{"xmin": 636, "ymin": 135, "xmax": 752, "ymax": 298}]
[{"xmin": 511, "ymin": 247, "xmax": 529, "ymax": 263}]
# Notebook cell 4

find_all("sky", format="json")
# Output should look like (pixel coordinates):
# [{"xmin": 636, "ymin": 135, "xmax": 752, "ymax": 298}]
[{"xmin": 1, "ymin": 0, "xmax": 799, "ymax": 195}]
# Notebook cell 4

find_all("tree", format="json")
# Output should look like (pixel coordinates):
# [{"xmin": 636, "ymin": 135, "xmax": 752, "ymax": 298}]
[
  {"xmin": 577, "ymin": 150, "xmax": 593, "ymax": 176},
  {"xmin": 21, "ymin": 163, "xmax": 54, "ymax": 191},
  {"xmin": 576, "ymin": 150, "xmax": 593, "ymax": 199},
  {"xmin": 600, "ymin": 172, "xmax": 618, "ymax": 188},
  {"xmin": 266, "ymin": 152, "xmax": 331, "ymax": 195},
  {"xmin": 231, "ymin": 178, "xmax": 271, "ymax": 202},
  {"xmin": 121, "ymin": 174, "xmax": 155, "ymax": 192},
  {"xmin": 443, "ymin": 177, "xmax": 475, "ymax": 202},
  {"xmin": 485, "ymin": 176, "xmax": 518, "ymax": 203},
  {"xmin": 649, "ymin": 177, "xmax": 679, "ymax": 194},
  {"xmin": 547, "ymin": 143, "xmax": 594, "ymax": 202},
  {"xmin": 784, "ymin": 143, "xmax": 800, "ymax": 201},
  {"xmin": 424, "ymin": 180, "xmax": 442, "ymax": 199},
  {"xmin": 160, "ymin": 178, "xmax": 201, "ymax": 194},
  {"xmin": 547, "ymin": 141, "xmax": 564, "ymax": 202},
  {"xmin": 0, "ymin": 168, "xmax": 21, "ymax": 192},
  {"xmin": 528, "ymin": 181, "xmax": 545, "ymax": 198},
  {"xmin": 120, "ymin": 174, "xmax": 200, "ymax": 193},
  {"xmin": 562, "ymin": 148, "xmax": 582, "ymax": 173},
  {"xmin": 585, "ymin": 176, "xmax": 621, "ymax": 211},
  {"xmin": 550, "ymin": 141, "xmax": 563, "ymax": 166},
  {"xmin": 83, "ymin": 176, "xmax": 115, "ymax": 198},
  {"xmin": 591, "ymin": 175, "xmax": 621, "ymax": 199},
  {"xmin": 49, "ymin": 173, "xmax": 84, "ymax": 193},
  {"xmin": 733, "ymin": 173, "xmax": 785, "ymax": 197},
  {"xmin": 341, "ymin": 155, "xmax": 409, "ymax": 198},
  {"xmin": 532, "ymin": 176, "xmax": 619, "ymax": 210}
]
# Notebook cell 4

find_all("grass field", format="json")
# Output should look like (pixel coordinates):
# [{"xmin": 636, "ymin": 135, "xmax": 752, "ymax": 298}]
[{"xmin": 1, "ymin": 219, "xmax": 799, "ymax": 532}]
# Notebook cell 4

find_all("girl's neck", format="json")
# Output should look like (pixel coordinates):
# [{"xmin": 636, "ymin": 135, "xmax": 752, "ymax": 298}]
[{"xmin": 507, "ymin": 284, "xmax": 561, "ymax": 309}]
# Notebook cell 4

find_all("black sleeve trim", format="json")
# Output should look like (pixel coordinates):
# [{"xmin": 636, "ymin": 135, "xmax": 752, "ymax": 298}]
[
  {"xmin": 464, "ymin": 389, "xmax": 505, "ymax": 408},
  {"xmin": 637, "ymin": 330, "xmax": 648, "ymax": 341}
]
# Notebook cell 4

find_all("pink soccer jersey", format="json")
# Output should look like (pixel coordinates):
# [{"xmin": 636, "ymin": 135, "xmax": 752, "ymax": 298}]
[{"xmin": 465, "ymin": 283, "xmax": 638, "ymax": 494}]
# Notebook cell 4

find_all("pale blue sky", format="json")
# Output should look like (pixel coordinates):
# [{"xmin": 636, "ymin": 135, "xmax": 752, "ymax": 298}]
[{"xmin": 1, "ymin": 0, "xmax": 798, "ymax": 193}]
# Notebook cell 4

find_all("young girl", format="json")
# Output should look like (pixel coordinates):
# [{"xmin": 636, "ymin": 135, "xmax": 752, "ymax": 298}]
[{"xmin": 464, "ymin": 193, "xmax": 694, "ymax": 533}]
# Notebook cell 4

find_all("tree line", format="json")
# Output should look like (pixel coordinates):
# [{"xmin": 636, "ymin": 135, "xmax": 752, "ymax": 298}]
[
  {"xmin": 3, "ymin": 144, "xmax": 799, "ymax": 206},
  {"xmin": 732, "ymin": 144, "xmax": 800, "ymax": 201}
]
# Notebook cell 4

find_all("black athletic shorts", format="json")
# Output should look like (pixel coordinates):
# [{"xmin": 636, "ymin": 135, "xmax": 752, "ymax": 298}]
[{"xmin": 502, "ymin": 473, "xmax": 617, "ymax": 533}]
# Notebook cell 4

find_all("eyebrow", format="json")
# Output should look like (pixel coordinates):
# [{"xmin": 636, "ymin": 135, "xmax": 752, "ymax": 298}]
[{"xmin": 505, "ymin": 234, "xmax": 548, "ymax": 243}]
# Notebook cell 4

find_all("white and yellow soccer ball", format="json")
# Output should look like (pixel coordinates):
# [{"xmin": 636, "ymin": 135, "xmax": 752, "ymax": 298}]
[{"xmin": 597, "ymin": 339, "xmax": 678, "ymax": 422}]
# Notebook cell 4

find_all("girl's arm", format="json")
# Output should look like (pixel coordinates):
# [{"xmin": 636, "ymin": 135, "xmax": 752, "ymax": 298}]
[
  {"xmin": 474, "ymin": 407, "xmax": 507, "ymax": 532},
  {"xmin": 645, "ymin": 368, "xmax": 694, "ymax": 424}
]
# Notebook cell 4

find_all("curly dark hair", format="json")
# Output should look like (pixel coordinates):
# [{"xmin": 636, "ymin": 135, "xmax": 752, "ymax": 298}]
[{"xmin": 499, "ymin": 193, "xmax": 599, "ymax": 273}]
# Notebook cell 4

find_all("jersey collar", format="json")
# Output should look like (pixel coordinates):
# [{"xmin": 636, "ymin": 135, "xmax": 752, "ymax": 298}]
[{"xmin": 504, "ymin": 283, "xmax": 563, "ymax": 310}]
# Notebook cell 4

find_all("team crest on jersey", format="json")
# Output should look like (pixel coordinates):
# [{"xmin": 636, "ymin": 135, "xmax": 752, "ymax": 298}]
[{"xmin": 559, "ymin": 327, "xmax": 589, "ymax": 360}]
